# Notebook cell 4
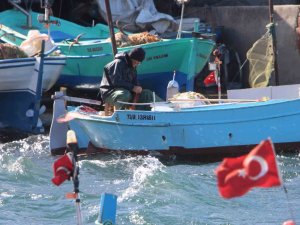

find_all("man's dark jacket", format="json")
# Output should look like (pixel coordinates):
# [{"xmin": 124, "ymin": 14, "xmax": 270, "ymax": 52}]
[{"xmin": 100, "ymin": 52, "xmax": 139, "ymax": 98}]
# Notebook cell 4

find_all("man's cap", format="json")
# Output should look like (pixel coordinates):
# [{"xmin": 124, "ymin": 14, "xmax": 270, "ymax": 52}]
[{"xmin": 128, "ymin": 47, "xmax": 146, "ymax": 62}]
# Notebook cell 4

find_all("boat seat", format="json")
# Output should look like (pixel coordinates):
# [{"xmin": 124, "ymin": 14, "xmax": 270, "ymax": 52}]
[{"xmin": 104, "ymin": 103, "xmax": 115, "ymax": 116}]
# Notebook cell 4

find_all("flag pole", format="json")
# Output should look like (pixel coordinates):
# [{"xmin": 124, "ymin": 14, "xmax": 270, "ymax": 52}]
[
  {"xmin": 271, "ymin": 138, "xmax": 296, "ymax": 224},
  {"xmin": 268, "ymin": 0, "xmax": 280, "ymax": 85},
  {"xmin": 282, "ymin": 184, "xmax": 296, "ymax": 223},
  {"xmin": 213, "ymin": 50, "xmax": 222, "ymax": 103}
]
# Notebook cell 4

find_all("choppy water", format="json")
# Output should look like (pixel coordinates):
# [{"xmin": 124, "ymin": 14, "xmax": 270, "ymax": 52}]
[{"xmin": 0, "ymin": 135, "xmax": 299, "ymax": 225}]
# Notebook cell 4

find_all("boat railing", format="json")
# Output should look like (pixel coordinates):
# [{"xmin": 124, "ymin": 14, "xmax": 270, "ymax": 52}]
[
  {"xmin": 52, "ymin": 92, "xmax": 102, "ymax": 106},
  {"xmin": 44, "ymin": 45, "xmax": 59, "ymax": 56},
  {"xmin": 117, "ymin": 101, "xmax": 157, "ymax": 106},
  {"xmin": 8, "ymin": 0, "xmax": 32, "ymax": 28},
  {"xmin": 52, "ymin": 92, "xmax": 262, "ymax": 118},
  {"xmin": 116, "ymin": 98, "xmax": 261, "ymax": 112}
]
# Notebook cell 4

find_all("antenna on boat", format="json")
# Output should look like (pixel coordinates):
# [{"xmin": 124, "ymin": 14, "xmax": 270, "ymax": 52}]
[{"xmin": 175, "ymin": 0, "xmax": 190, "ymax": 39}]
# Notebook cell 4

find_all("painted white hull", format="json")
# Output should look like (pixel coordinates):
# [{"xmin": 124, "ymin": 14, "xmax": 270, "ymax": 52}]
[
  {"xmin": 0, "ymin": 57, "xmax": 36, "ymax": 92},
  {"xmin": 40, "ymin": 56, "xmax": 66, "ymax": 91},
  {"xmin": 0, "ymin": 56, "xmax": 66, "ymax": 92}
]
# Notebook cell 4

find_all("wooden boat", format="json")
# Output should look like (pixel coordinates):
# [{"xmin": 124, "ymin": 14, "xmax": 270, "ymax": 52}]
[
  {"xmin": 49, "ymin": 91, "xmax": 300, "ymax": 160},
  {"xmin": 0, "ymin": 8, "xmax": 215, "ymax": 99},
  {"xmin": 0, "ymin": 45, "xmax": 65, "ymax": 134}
]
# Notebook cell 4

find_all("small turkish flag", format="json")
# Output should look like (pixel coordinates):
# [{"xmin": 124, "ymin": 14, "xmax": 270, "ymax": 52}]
[
  {"xmin": 204, "ymin": 71, "xmax": 217, "ymax": 87},
  {"xmin": 215, "ymin": 139, "xmax": 282, "ymax": 199}
]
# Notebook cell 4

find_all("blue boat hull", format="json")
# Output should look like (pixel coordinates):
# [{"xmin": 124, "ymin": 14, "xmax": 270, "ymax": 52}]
[
  {"xmin": 0, "ymin": 57, "xmax": 41, "ymax": 134},
  {"xmin": 50, "ymin": 97, "xmax": 300, "ymax": 158},
  {"xmin": 0, "ymin": 91, "xmax": 43, "ymax": 134}
]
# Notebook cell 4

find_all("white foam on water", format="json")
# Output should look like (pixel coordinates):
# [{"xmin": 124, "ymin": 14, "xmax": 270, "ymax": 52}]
[
  {"xmin": 0, "ymin": 135, "xmax": 49, "ymax": 157},
  {"xmin": 118, "ymin": 156, "xmax": 165, "ymax": 202},
  {"xmin": 128, "ymin": 210, "xmax": 147, "ymax": 225}
]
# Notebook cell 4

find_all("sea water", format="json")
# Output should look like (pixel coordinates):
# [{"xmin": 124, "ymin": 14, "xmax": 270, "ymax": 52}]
[{"xmin": 0, "ymin": 135, "xmax": 299, "ymax": 225}]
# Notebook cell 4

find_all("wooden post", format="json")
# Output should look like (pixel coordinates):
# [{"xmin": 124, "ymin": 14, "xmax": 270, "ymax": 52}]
[
  {"xmin": 105, "ymin": 0, "xmax": 117, "ymax": 57},
  {"xmin": 269, "ymin": 0, "xmax": 280, "ymax": 85}
]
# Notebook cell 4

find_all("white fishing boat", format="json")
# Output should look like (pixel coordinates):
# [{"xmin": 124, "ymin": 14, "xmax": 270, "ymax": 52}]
[{"xmin": 0, "ymin": 43, "xmax": 65, "ymax": 134}]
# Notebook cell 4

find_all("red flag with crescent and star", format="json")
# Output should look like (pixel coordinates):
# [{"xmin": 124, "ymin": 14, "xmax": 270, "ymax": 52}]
[
  {"xmin": 204, "ymin": 71, "xmax": 217, "ymax": 87},
  {"xmin": 215, "ymin": 139, "xmax": 282, "ymax": 199}
]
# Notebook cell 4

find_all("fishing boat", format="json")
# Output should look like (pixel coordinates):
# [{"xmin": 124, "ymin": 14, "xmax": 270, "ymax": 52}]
[
  {"xmin": 49, "ymin": 91, "xmax": 300, "ymax": 160},
  {"xmin": 0, "ymin": 6, "xmax": 215, "ymax": 98},
  {"xmin": 0, "ymin": 43, "xmax": 65, "ymax": 134}
]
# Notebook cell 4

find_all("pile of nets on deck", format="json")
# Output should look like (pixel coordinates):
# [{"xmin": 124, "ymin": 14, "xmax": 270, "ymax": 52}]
[
  {"xmin": 107, "ymin": 31, "xmax": 161, "ymax": 47},
  {"xmin": 0, "ymin": 43, "xmax": 28, "ymax": 59},
  {"xmin": 171, "ymin": 91, "xmax": 211, "ymax": 108}
]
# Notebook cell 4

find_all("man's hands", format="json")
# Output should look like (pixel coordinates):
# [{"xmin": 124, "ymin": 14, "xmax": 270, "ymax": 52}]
[{"xmin": 132, "ymin": 85, "xmax": 142, "ymax": 94}]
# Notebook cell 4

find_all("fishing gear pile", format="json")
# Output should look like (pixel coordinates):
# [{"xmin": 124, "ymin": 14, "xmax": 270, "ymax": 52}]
[{"xmin": 0, "ymin": 43, "xmax": 28, "ymax": 59}]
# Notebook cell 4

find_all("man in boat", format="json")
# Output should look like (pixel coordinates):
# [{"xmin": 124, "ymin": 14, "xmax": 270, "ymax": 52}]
[{"xmin": 100, "ymin": 47, "xmax": 162, "ymax": 110}]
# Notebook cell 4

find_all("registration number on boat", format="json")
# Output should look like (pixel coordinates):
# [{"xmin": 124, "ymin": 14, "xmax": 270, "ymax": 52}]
[
  {"xmin": 87, "ymin": 47, "xmax": 103, "ymax": 52},
  {"xmin": 127, "ymin": 114, "xmax": 156, "ymax": 121}
]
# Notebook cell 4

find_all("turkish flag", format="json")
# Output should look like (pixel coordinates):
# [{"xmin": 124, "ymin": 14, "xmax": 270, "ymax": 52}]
[
  {"xmin": 204, "ymin": 71, "xmax": 217, "ymax": 87},
  {"xmin": 215, "ymin": 139, "xmax": 282, "ymax": 199}
]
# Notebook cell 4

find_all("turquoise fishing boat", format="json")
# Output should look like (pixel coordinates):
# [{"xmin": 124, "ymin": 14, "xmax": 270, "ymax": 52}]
[
  {"xmin": 49, "ymin": 91, "xmax": 300, "ymax": 160},
  {"xmin": 0, "ymin": 8, "xmax": 215, "ymax": 98}
]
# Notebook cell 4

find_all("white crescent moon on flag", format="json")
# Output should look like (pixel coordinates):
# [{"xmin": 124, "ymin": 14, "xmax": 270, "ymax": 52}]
[{"xmin": 244, "ymin": 156, "xmax": 269, "ymax": 180}]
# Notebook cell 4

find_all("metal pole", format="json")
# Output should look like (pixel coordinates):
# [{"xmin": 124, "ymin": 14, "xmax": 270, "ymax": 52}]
[
  {"xmin": 269, "ymin": 0, "xmax": 280, "ymax": 85},
  {"xmin": 177, "ymin": 2, "xmax": 185, "ymax": 39},
  {"xmin": 105, "ymin": 0, "xmax": 117, "ymax": 57},
  {"xmin": 8, "ymin": 0, "xmax": 32, "ymax": 28},
  {"xmin": 67, "ymin": 130, "xmax": 83, "ymax": 225}
]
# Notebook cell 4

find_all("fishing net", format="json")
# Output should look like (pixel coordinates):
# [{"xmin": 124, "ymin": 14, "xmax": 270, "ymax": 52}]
[
  {"xmin": 107, "ymin": 32, "xmax": 161, "ymax": 47},
  {"xmin": 172, "ymin": 91, "xmax": 211, "ymax": 107},
  {"xmin": 0, "ymin": 43, "xmax": 28, "ymax": 59},
  {"xmin": 247, "ymin": 24, "xmax": 274, "ymax": 88}
]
